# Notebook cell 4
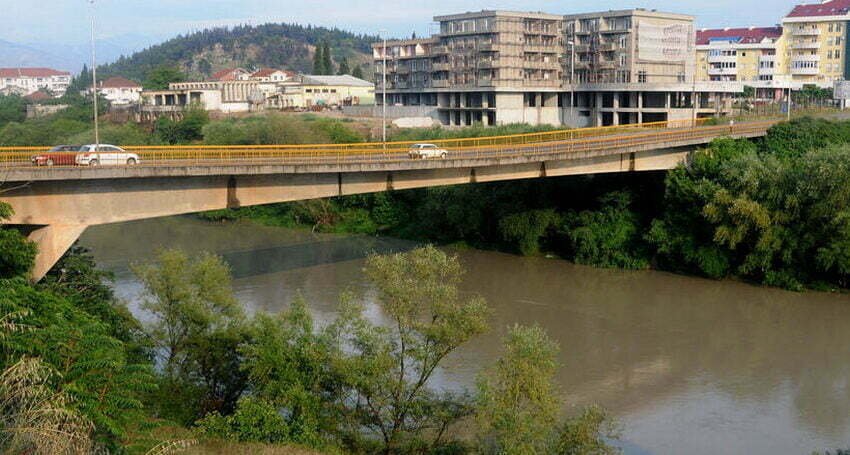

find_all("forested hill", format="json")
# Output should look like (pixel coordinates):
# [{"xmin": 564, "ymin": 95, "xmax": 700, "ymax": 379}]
[{"xmin": 97, "ymin": 23, "xmax": 379, "ymax": 82}]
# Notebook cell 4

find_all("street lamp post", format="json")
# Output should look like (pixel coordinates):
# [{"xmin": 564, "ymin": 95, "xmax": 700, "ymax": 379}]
[
  {"xmin": 89, "ymin": 0, "xmax": 99, "ymax": 148},
  {"xmin": 380, "ymin": 30, "xmax": 387, "ymax": 144},
  {"xmin": 567, "ymin": 40, "xmax": 575, "ymax": 120}
]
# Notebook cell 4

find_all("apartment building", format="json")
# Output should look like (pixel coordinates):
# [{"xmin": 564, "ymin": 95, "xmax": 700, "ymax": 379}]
[
  {"xmin": 696, "ymin": 27, "xmax": 784, "ymax": 82},
  {"xmin": 0, "ymin": 68, "xmax": 71, "ymax": 97},
  {"xmin": 781, "ymin": 0, "xmax": 850, "ymax": 86},
  {"xmin": 374, "ymin": 9, "xmax": 739, "ymax": 128},
  {"xmin": 695, "ymin": 27, "xmax": 791, "ymax": 100}
]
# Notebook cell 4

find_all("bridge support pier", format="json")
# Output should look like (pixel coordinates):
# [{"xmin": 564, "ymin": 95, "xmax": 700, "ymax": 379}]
[{"xmin": 27, "ymin": 224, "xmax": 88, "ymax": 282}]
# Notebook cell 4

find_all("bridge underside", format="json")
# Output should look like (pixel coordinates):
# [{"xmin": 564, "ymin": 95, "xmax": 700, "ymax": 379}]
[{"xmin": 4, "ymin": 147, "xmax": 692, "ymax": 280}]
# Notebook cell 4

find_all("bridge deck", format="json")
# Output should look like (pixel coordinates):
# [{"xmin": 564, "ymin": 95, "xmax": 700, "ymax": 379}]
[{"xmin": 0, "ymin": 120, "xmax": 775, "ymax": 182}]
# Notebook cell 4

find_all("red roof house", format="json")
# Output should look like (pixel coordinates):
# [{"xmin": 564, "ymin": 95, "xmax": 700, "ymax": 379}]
[
  {"xmin": 787, "ymin": 0, "xmax": 850, "ymax": 18},
  {"xmin": 696, "ymin": 27, "xmax": 783, "ymax": 45}
]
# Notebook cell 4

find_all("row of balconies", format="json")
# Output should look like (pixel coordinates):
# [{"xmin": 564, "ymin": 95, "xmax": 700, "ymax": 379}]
[{"xmin": 792, "ymin": 27, "xmax": 822, "ymax": 36}]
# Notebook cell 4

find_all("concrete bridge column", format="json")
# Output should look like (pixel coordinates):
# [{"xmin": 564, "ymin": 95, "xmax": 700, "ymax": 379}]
[{"xmin": 27, "ymin": 224, "xmax": 89, "ymax": 281}]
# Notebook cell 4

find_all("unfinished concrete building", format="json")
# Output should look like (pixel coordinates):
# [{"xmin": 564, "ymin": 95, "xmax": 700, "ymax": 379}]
[{"xmin": 373, "ymin": 9, "xmax": 740, "ymax": 127}]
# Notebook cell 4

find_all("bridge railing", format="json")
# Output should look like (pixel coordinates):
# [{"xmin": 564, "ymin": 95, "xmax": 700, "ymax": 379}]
[{"xmin": 0, "ymin": 118, "xmax": 777, "ymax": 168}]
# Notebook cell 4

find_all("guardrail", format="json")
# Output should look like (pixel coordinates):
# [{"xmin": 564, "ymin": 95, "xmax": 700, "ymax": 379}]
[{"xmin": 0, "ymin": 118, "xmax": 779, "ymax": 169}]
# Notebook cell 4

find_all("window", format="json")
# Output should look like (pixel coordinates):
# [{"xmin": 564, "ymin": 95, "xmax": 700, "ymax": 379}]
[
  {"xmin": 830, "ymin": 23, "xmax": 834, "ymax": 32},
  {"xmin": 637, "ymin": 71, "xmax": 647, "ymax": 83},
  {"xmin": 837, "ymin": 50, "xmax": 842, "ymax": 59},
  {"xmin": 829, "ymin": 50, "xmax": 834, "ymax": 59}
]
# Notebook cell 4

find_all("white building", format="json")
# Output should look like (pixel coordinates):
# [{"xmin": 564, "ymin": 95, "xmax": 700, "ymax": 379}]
[
  {"xmin": 98, "ymin": 76, "xmax": 143, "ymax": 105},
  {"xmin": 0, "ymin": 68, "xmax": 71, "ymax": 97},
  {"xmin": 248, "ymin": 68, "xmax": 298, "ymax": 82}
]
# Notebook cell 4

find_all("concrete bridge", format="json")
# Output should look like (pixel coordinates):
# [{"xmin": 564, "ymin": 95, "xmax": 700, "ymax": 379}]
[{"xmin": 0, "ymin": 119, "xmax": 776, "ymax": 280}]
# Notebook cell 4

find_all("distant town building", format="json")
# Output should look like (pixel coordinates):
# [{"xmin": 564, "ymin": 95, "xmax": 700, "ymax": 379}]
[
  {"xmin": 249, "ymin": 68, "xmax": 297, "ymax": 82},
  {"xmin": 97, "ymin": 76, "xmax": 143, "ymax": 105},
  {"xmin": 136, "ymin": 72, "xmax": 374, "ymax": 121},
  {"xmin": 781, "ymin": 0, "xmax": 850, "ymax": 86},
  {"xmin": 211, "ymin": 68, "xmax": 250, "ymax": 81},
  {"xmin": 267, "ymin": 74, "xmax": 375, "ymax": 109},
  {"xmin": 0, "ymin": 68, "xmax": 71, "ymax": 97}
]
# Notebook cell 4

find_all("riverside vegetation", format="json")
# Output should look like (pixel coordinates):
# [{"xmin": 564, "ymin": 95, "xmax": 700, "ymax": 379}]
[
  {"xmin": 202, "ymin": 116, "xmax": 850, "ymax": 292},
  {"xmin": 0, "ymin": 197, "xmax": 616, "ymax": 454}
]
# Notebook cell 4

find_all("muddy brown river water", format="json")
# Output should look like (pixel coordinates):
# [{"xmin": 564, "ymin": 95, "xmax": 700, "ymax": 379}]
[{"xmin": 79, "ymin": 216, "xmax": 850, "ymax": 454}]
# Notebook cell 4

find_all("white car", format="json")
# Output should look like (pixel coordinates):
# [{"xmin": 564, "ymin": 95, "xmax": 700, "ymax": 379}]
[
  {"xmin": 75, "ymin": 144, "xmax": 141, "ymax": 166},
  {"xmin": 408, "ymin": 143, "xmax": 448, "ymax": 159}
]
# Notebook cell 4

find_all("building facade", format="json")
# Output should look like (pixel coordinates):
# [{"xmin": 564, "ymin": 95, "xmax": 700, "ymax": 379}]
[
  {"xmin": 374, "ymin": 9, "xmax": 739, "ymax": 128},
  {"xmin": 0, "ymin": 68, "xmax": 71, "ymax": 97},
  {"xmin": 97, "ymin": 76, "xmax": 143, "ymax": 105},
  {"xmin": 695, "ymin": 27, "xmax": 792, "ymax": 100},
  {"xmin": 781, "ymin": 0, "xmax": 850, "ymax": 87}
]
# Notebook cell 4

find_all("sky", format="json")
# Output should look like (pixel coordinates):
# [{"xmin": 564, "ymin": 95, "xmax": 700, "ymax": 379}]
[{"xmin": 1, "ymin": 0, "xmax": 807, "ymax": 54}]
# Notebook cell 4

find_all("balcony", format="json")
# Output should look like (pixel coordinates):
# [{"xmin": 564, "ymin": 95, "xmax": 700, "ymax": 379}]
[
  {"xmin": 707, "ymin": 66, "xmax": 738, "ymax": 76},
  {"xmin": 791, "ymin": 66, "xmax": 820, "ymax": 75},
  {"xmin": 431, "ymin": 45, "xmax": 448, "ymax": 54},
  {"xmin": 792, "ymin": 27, "xmax": 821, "ymax": 36},
  {"xmin": 597, "ymin": 42, "xmax": 617, "ymax": 52},
  {"xmin": 792, "ymin": 41, "xmax": 821, "ymax": 49},
  {"xmin": 523, "ymin": 79, "xmax": 561, "ymax": 88},
  {"xmin": 792, "ymin": 54, "xmax": 821, "ymax": 63},
  {"xmin": 478, "ymin": 42, "xmax": 497, "ymax": 52},
  {"xmin": 478, "ymin": 59, "xmax": 499, "ymax": 68},
  {"xmin": 706, "ymin": 54, "xmax": 737, "ymax": 64},
  {"xmin": 430, "ymin": 80, "xmax": 449, "ymax": 88},
  {"xmin": 396, "ymin": 66, "xmax": 410, "ymax": 74},
  {"xmin": 597, "ymin": 60, "xmax": 618, "ymax": 70},
  {"xmin": 432, "ymin": 63, "xmax": 451, "ymax": 71},
  {"xmin": 524, "ymin": 44, "xmax": 558, "ymax": 53},
  {"xmin": 524, "ymin": 60, "xmax": 560, "ymax": 70}
]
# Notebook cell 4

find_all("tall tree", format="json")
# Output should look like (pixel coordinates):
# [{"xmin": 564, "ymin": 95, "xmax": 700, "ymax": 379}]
[
  {"xmin": 321, "ymin": 41, "xmax": 333, "ymax": 75},
  {"xmin": 143, "ymin": 65, "xmax": 187, "ymax": 90},
  {"xmin": 313, "ymin": 45, "xmax": 325, "ymax": 75},
  {"xmin": 337, "ymin": 57, "xmax": 350, "ymax": 75},
  {"xmin": 351, "ymin": 65, "xmax": 364, "ymax": 80}
]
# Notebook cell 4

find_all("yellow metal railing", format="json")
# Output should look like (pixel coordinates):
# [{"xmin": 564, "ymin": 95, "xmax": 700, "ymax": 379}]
[{"xmin": 0, "ymin": 118, "xmax": 779, "ymax": 168}]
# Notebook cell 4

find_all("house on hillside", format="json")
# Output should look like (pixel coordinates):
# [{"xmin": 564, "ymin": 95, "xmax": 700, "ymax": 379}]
[
  {"xmin": 211, "ymin": 68, "xmax": 250, "ymax": 82},
  {"xmin": 0, "ymin": 68, "xmax": 71, "ymax": 97},
  {"xmin": 249, "ymin": 68, "xmax": 298, "ymax": 83},
  {"xmin": 97, "ymin": 76, "xmax": 143, "ymax": 105}
]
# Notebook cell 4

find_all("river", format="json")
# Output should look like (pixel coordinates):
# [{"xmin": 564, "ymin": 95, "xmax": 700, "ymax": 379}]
[{"xmin": 78, "ymin": 215, "xmax": 850, "ymax": 455}]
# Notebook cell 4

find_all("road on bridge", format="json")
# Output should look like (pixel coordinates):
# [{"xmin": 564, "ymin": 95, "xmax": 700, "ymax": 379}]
[{"xmin": 0, "ymin": 119, "xmax": 778, "ymax": 172}]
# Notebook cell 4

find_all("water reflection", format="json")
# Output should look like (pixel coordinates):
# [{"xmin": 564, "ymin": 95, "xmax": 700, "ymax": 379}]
[{"xmin": 79, "ymin": 216, "xmax": 850, "ymax": 455}]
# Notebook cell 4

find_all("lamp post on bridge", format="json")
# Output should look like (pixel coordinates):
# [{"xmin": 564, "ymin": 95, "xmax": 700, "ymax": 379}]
[
  {"xmin": 89, "ymin": 0, "xmax": 100, "ymax": 148},
  {"xmin": 380, "ymin": 29, "xmax": 387, "ymax": 145}
]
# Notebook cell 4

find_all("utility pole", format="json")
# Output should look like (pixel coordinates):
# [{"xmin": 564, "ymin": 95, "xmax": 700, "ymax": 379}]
[
  {"xmin": 89, "ymin": 0, "xmax": 100, "ymax": 148},
  {"xmin": 381, "ymin": 30, "xmax": 387, "ymax": 144},
  {"xmin": 787, "ymin": 85, "xmax": 792, "ymax": 121},
  {"xmin": 568, "ymin": 39, "xmax": 575, "ymax": 119}
]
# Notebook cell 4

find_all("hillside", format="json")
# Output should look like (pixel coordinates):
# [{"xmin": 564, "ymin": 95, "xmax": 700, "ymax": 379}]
[{"xmin": 97, "ymin": 23, "xmax": 379, "ymax": 83}]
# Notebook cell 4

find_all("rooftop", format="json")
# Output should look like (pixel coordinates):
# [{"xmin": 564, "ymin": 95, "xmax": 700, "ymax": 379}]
[
  {"xmin": 696, "ymin": 27, "xmax": 783, "ymax": 45},
  {"xmin": 210, "ymin": 68, "xmax": 247, "ymax": 81},
  {"xmin": 300, "ymin": 74, "xmax": 373, "ymax": 87},
  {"xmin": 0, "ymin": 67, "xmax": 70, "ymax": 78},
  {"xmin": 252, "ymin": 68, "xmax": 295, "ymax": 78},
  {"xmin": 787, "ymin": 0, "xmax": 850, "ymax": 18},
  {"xmin": 99, "ymin": 76, "xmax": 141, "ymax": 89}
]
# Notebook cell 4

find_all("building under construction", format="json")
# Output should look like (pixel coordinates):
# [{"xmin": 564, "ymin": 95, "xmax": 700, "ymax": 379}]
[{"xmin": 373, "ymin": 9, "xmax": 741, "ymax": 127}]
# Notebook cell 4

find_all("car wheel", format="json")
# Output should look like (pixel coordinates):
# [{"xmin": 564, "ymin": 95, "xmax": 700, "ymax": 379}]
[
  {"xmin": 89, "ymin": 159, "xmax": 99, "ymax": 167},
  {"xmin": 441, "ymin": 152, "xmax": 447, "ymax": 159},
  {"xmin": 127, "ymin": 158, "xmax": 137, "ymax": 165},
  {"xmin": 46, "ymin": 159, "xmax": 54, "ymax": 166}
]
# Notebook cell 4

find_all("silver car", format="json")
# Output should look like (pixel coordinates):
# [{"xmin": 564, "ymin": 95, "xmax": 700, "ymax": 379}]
[
  {"xmin": 408, "ymin": 143, "xmax": 448, "ymax": 159},
  {"xmin": 75, "ymin": 144, "xmax": 141, "ymax": 166}
]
